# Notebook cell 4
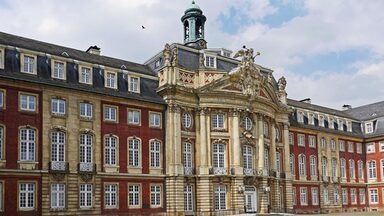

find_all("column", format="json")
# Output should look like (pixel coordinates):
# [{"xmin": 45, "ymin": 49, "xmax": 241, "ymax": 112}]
[
  {"xmin": 231, "ymin": 110, "xmax": 241, "ymax": 173},
  {"xmin": 270, "ymin": 122, "xmax": 279, "ymax": 212},
  {"xmin": 173, "ymin": 105, "xmax": 182, "ymax": 175},
  {"xmin": 257, "ymin": 114, "xmax": 264, "ymax": 174},
  {"xmin": 270, "ymin": 122, "xmax": 277, "ymax": 174},
  {"xmin": 283, "ymin": 123, "xmax": 294, "ymax": 213},
  {"xmin": 199, "ymin": 108, "xmax": 208, "ymax": 175}
]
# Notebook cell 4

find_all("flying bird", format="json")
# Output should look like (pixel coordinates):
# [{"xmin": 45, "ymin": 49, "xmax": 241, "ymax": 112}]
[{"xmin": 142, "ymin": 25, "xmax": 146, "ymax": 29}]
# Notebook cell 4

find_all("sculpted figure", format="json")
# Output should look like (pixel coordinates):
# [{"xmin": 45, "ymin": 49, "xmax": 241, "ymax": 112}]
[
  {"xmin": 172, "ymin": 47, "xmax": 178, "ymax": 67},
  {"xmin": 278, "ymin": 76, "xmax": 287, "ymax": 91},
  {"xmin": 163, "ymin": 43, "xmax": 171, "ymax": 66}
]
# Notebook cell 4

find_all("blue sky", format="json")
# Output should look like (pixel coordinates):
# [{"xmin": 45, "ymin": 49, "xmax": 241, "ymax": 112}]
[{"xmin": 0, "ymin": 0, "xmax": 384, "ymax": 109}]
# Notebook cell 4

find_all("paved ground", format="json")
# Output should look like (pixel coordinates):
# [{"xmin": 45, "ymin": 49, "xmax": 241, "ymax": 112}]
[{"xmin": 236, "ymin": 212, "xmax": 383, "ymax": 216}]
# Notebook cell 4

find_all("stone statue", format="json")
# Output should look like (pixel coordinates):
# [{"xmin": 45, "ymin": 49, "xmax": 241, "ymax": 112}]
[
  {"xmin": 199, "ymin": 53, "xmax": 205, "ymax": 67},
  {"xmin": 163, "ymin": 43, "xmax": 171, "ymax": 67},
  {"xmin": 172, "ymin": 47, "xmax": 178, "ymax": 67},
  {"xmin": 278, "ymin": 76, "xmax": 287, "ymax": 91}
]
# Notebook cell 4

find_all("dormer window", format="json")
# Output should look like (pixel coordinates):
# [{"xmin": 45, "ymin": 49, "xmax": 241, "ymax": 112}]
[
  {"xmin": 52, "ymin": 60, "xmax": 66, "ymax": 80},
  {"xmin": 21, "ymin": 53, "xmax": 37, "ymax": 74},
  {"xmin": 338, "ymin": 119, "xmax": 344, "ymax": 131},
  {"xmin": 329, "ymin": 118, "xmax": 334, "ymax": 129},
  {"xmin": 129, "ymin": 76, "xmax": 140, "ymax": 93},
  {"xmin": 105, "ymin": 71, "xmax": 117, "ymax": 89},
  {"xmin": 297, "ymin": 111, "xmax": 304, "ymax": 123},
  {"xmin": 155, "ymin": 59, "xmax": 161, "ymax": 68},
  {"xmin": 319, "ymin": 115, "xmax": 325, "ymax": 127},
  {"xmin": 0, "ymin": 48, "xmax": 4, "ymax": 69},
  {"xmin": 79, "ymin": 66, "xmax": 92, "ymax": 85},
  {"xmin": 346, "ymin": 121, "xmax": 352, "ymax": 132},
  {"xmin": 365, "ymin": 122, "xmax": 373, "ymax": 134},
  {"xmin": 204, "ymin": 55, "xmax": 216, "ymax": 68},
  {"xmin": 308, "ymin": 113, "xmax": 314, "ymax": 125}
]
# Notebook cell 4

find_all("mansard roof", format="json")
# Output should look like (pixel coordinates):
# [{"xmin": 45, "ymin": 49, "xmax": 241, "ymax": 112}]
[{"xmin": 344, "ymin": 101, "xmax": 384, "ymax": 121}]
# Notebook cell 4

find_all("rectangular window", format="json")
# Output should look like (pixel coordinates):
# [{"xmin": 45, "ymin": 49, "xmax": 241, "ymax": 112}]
[
  {"xmin": 342, "ymin": 188, "xmax": 348, "ymax": 205},
  {"xmin": 21, "ymin": 54, "xmax": 36, "ymax": 74},
  {"xmin": 292, "ymin": 188, "xmax": 296, "ymax": 205},
  {"xmin": 324, "ymin": 187, "xmax": 329, "ymax": 204},
  {"xmin": 340, "ymin": 159, "xmax": 346, "ymax": 178},
  {"xmin": 0, "ymin": 127, "xmax": 3, "ymax": 160},
  {"xmin": 51, "ymin": 131, "xmax": 65, "ymax": 163},
  {"xmin": 356, "ymin": 143, "xmax": 362, "ymax": 153},
  {"xmin": 310, "ymin": 156, "xmax": 317, "ymax": 176},
  {"xmin": 104, "ymin": 136, "xmax": 117, "ymax": 166},
  {"xmin": 297, "ymin": 111, "xmax": 304, "ymax": 123},
  {"xmin": 205, "ymin": 55, "xmax": 216, "ymax": 68},
  {"xmin": 243, "ymin": 145, "xmax": 253, "ymax": 170},
  {"xmin": 150, "ymin": 140, "xmax": 161, "ymax": 168},
  {"xmin": 79, "ymin": 102, "xmax": 93, "ymax": 119},
  {"xmin": 380, "ymin": 142, "xmax": 384, "ymax": 152},
  {"xmin": 213, "ymin": 144, "xmax": 225, "ymax": 169},
  {"xmin": 298, "ymin": 134, "xmax": 305, "ymax": 146},
  {"xmin": 0, "ymin": 90, "xmax": 4, "ymax": 109},
  {"xmin": 289, "ymin": 133, "xmax": 294, "ymax": 145},
  {"xmin": 105, "ymin": 71, "xmax": 117, "ymax": 89},
  {"xmin": 334, "ymin": 187, "xmax": 339, "ymax": 205},
  {"xmin": 128, "ymin": 109, "xmax": 140, "ymax": 125},
  {"xmin": 150, "ymin": 185, "xmax": 161, "ymax": 208},
  {"xmin": 19, "ymin": 182, "xmax": 35, "ymax": 209},
  {"xmin": 331, "ymin": 158, "xmax": 337, "ymax": 177},
  {"xmin": 149, "ymin": 112, "xmax": 161, "ymax": 128},
  {"xmin": 129, "ymin": 76, "xmax": 140, "ymax": 93},
  {"xmin": 104, "ymin": 105, "xmax": 117, "ymax": 122},
  {"xmin": 300, "ymin": 187, "xmax": 307, "ymax": 205},
  {"xmin": 339, "ymin": 140, "xmax": 345, "ymax": 151},
  {"xmin": 52, "ymin": 61, "xmax": 66, "ymax": 80},
  {"xmin": 330, "ymin": 139, "xmax": 336, "ymax": 150},
  {"xmin": 51, "ymin": 184, "xmax": 65, "ymax": 209},
  {"xmin": 368, "ymin": 160, "xmax": 377, "ymax": 179},
  {"xmin": 128, "ymin": 138, "xmax": 140, "ymax": 167},
  {"xmin": 309, "ymin": 135, "xmax": 316, "ymax": 148},
  {"xmin": 349, "ymin": 160, "xmax": 355, "ymax": 179},
  {"xmin": 184, "ymin": 143, "xmax": 193, "ymax": 170},
  {"xmin": 308, "ymin": 113, "xmax": 314, "ymax": 125},
  {"xmin": 79, "ymin": 184, "xmax": 92, "ymax": 208},
  {"xmin": 360, "ymin": 189, "xmax": 365, "ymax": 204},
  {"xmin": 311, "ymin": 188, "xmax": 318, "ymax": 205},
  {"xmin": 348, "ymin": 142, "xmax": 354, "ymax": 153},
  {"xmin": 20, "ymin": 94, "xmax": 37, "ymax": 112},
  {"xmin": 79, "ymin": 66, "xmax": 92, "ymax": 84},
  {"xmin": 51, "ymin": 99, "xmax": 65, "ymax": 115},
  {"xmin": 329, "ymin": 118, "xmax": 334, "ymax": 129},
  {"xmin": 358, "ymin": 160, "xmax": 364, "ymax": 180},
  {"xmin": 212, "ymin": 114, "xmax": 225, "ymax": 129},
  {"xmin": 184, "ymin": 185, "xmax": 193, "ymax": 211},
  {"xmin": 351, "ymin": 188, "xmax": 357, "ymax": 204},
  {"xmin": 214, "ymin": 185, "xmax": 226, "ymax": 210},
  {"xmin": 320, "ymin": 138, "xmax": 326, "ymax": 149},
  {"xmin": 128, "ymin": 184, "xmax": 140, "ymax": 207},
  {"xmin": 20, "ymin": 128, "xmax": 36, "ymax": 161},
  {"xmin": 381, "ymin": 160, "xmax": 384, "ymax": 180},
  {"xmin": 289, "ymin": 154, "xmax": 295, "ymax": 175},
  {"xmin": 79, "ymin": 134, "xmax": 93, "ymax": 164},
  {"xmin": 104, "ymin": 184, "xmax": 118, "ymax": 208},
  {"xmin": 0, "ymin": 49, "xmax": 3, "ymax": 69},
  {"xmin": 365, "ymin": 122, "xmax": 374, "ymax": 134},
  {"xmin": 367, "ymin": 143, "xmax": 375, "ymax": 153},
  {"xmin": 370, "ymin": 189, "xmax": 378, "ymax": 204},
  {"xmin": 298, "ymin": 155, "xmax": 306, "ymax": 176}
]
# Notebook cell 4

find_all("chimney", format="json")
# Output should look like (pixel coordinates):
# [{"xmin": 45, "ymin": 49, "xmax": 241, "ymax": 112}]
[
  {"xmin": 300, "ymin": 98, "xmax": 311, "ymax": 104},
  {"xmin": 86, "ymin": 45, "xmax": 101, "ymax": 55},
  {"xmin": 342, "ymin": 104, "xmax": 352, "ymax": 111}
]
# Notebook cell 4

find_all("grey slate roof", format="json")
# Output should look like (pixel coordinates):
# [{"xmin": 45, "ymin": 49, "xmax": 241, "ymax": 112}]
[
  {"xmin": 0, "ymin": 31, "xmax": 155, "ymax": 76},
  {"xmin": 344, "ymin": 101, "xmax": 384, "ymax": 121}
]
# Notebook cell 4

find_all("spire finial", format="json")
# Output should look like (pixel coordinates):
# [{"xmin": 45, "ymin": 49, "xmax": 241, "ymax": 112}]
[{"xmin": 192, "ymin": 0, "xmax": 195, "ymax": 4}]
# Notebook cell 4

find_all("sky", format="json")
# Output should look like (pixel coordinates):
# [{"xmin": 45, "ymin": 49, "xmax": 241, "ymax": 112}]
[{"xmin": 1, "ymin": 0, "xmax": 384, "ymax": 109}]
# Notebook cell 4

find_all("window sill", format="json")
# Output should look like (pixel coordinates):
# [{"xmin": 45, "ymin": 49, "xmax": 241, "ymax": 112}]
[
  {"xmin": 79, "ymin": 117, "xmax": 93, "ymax": 121},
  {"xmin": 104, "ymin": 165, "xmax": 120, "ymax": 173},
  {"xmin": 50, "ymin": 208, "xmax": 67, "ymax": 212},
  {"xmin": 51, "ymin": 113, "xmax": 66, "ymax": 118}
]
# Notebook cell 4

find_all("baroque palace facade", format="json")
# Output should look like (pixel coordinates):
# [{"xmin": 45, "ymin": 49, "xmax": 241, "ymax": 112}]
[{"xmin": 0, "ymin": 1, "xmax": 384, "ymax": 215}]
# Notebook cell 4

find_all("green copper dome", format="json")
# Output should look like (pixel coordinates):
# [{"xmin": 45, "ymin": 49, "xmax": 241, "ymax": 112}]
[{"xmin": 184, "ymin": 0, "xmax": 202, "ymax": 14}]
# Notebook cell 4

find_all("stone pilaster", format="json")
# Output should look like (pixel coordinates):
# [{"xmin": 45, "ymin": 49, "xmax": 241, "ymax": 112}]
[
  {"xmin": 257, "ymin": 114, "xmax": 265, "ymax": 174},
  {"xmin": 196, "ymin": 177, "xmax": 213, "ymax": 215},
  {"xmin": 231, "ymin": 177, "xmax": 245, "ymax": 214},
  {"xmin": 166, "ymin": 176, "xmax": 185, "ymax": 214},
  {"xmin": 198, "ymin": 108, "xmax": 208, "ymax": 175},
  {"xmin": 259, "ymin": 178, "xmax": 269, "ymax": 213},
  {"xmin": 230, "ymin": 110, "xmax": 242, "ymax": 174}
]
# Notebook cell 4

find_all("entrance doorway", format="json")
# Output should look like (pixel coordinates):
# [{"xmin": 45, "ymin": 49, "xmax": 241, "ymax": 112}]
[{"xmin": 244, "ymin": 186, "xmax": 257, "ymax": 213}]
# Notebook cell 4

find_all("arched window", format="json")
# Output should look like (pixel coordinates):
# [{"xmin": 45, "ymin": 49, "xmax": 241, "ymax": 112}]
[
  {"xmin": 184, "ymin": 142, "xmax": 193, "ymax": 168},
  {"xmin": 289, "ymin": 154, "xmax": 295, "ymax": 175},
  {"xmin": 358, "ymin": 160, "xmax": 364, "ymax": 179},
  {"xmin": 51, "ymin": 131, "xmax": 65, "ymax": 168},
  {"xmin": 298, "ymin": 154, "xmax": 306, "ymax": 176},
  {"xmin": 310, "ymin": 155, "xmax": 317, "ymax": 176},
  {"xmin": 243, "ymin": 117, "xmax": 252, "ymax": 131},
  {"xmin": 150, "ymin": 140, "xmax": 161, "ymax": 168},
  {"xmin": 349, "ymin": 159, "xmax": 355, "ymax": 179},
  {"xmin": 368, "ymin": 160, "xmax": 377, "ymax": 179},
  {"xmin": 20, "ymin": 128, "xmax": 36, "ymax": 161},
  {"xmin": 340, "ymin": 158, "xmax": 346, "ymax": 178},
  {"xmin": 128, "ymin": 138, "xmax": 141, "ymax": 167},
  {"xmin": 105, "ymin": 135, "xmax": 117, "ymax": 165},
  {"xmin": 182, "ymin": 112, "xmax": 192, "ymax": 129},
  {"xmin": 80, "ymin": 133, "xmax": 92, "ymax": 163},
  {"xmin": 321, "ymin": 157, "xmax": 327, "ymax": 176}
]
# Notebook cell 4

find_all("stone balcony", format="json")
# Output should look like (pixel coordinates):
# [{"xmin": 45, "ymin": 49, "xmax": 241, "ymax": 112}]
[
  {"xmin": 48, "ymin": 161, "xmax": 69, "ymax": 173},
  {"xmin": 78, "ymin": 162, "xmax": 96, "ymax": 173},
  {"xmin": 209, "ymin": 167, "xmax": 228, "ymax": 175}
]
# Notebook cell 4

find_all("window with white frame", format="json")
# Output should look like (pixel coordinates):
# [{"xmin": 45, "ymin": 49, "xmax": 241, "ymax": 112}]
[
  {"xmin": 0, "ymin": 127, "xmax": 3, "ymax": 160},
  {"xmin": 79, "ymin": 102, "xmax": 93, "ymax": 118},
  {"xmin": 184, "ymin": 185, "xmax": 193, "ymax": 211},
  {"xmin": 80, "ymin": 134, "xmax": 92, "ymax": 163},
  {"xmin": 292, "ymin": 188, "xmax": 296, "ymax": 205},
  {"xmin": 205, "ymin": 55, "xmax": 216, "ymax": 68},
  {"xmin": 298, "ymin": 134, "xmax": 305, "ymax": 146},
  {"xmin": 128, "ymin": 109, "xmax": 140, "ymax": 125},
  {"xmin": 51, "ymin": 183, "xmax": 65, "ymax": 209},
  {"xmin": 243, "ymin": 117, "xmax": 252, "ymax": 131},
  {"xmin": 311, "ymin": 188, "xmax": 319, "ymax": 205},
  {"xmin": 129, "ymin": 76, "xmax": 140, "ymax": 93},
  {"xmin": 299, "ymin": 154, "xmax": 306, "ymax": 176},
  {"xmin": 0, "ymin": 90, "xmax": 4, "ymax": 109},
  {"xmin": 309, "ymin": 135, "xmax": 316, "ymax": 148},
  {"xmin": 19, "ymin": 182, "xmax": 35, "ymax": 209},
  {"xmin": 367, "ymin": 143, "xmax": 375, "ymax": 153},
  {"xmin": 324, "ymin": 187, "xmax": 329, "ymax": 204},
  {"xmin": 212, "ymin": 114, "xmax": 225, "ymax": 129},
  {"xmin": 104, "ymin": 105, "xmax": 117, "ymax": 122},
  {"xmin": 150, "ymin": 140, "xmax": 161, "ymax": 168},
  {"xmin": 105, "ymin": 71, "xmax": 117, "ymax": 89},
  {"xmin": 340, "ymin": 159, "xmax": 346, "ymax": 178},
  {"xmin": 20, "ymin": 94, "xmax": 37, "ymax": 112},
  {"xmin": 329, "ymin": 118, "xmax": 334, "ymax": 129},
  {"xmin": 0, "ymin": 49, "xmax": 3, "ymax": 69},
  {"xmin": 346, "ymin": 121, "xmax": 352, "ymax": 132},
  {"xmin": 380, "ymin": 142, "xmax": 384, "ymax": 152},
  {"xmin": 243, "ymin": 145, "xmax": 253, "ymax": 170},
  {"xmin": 79, "ymin": 66, "xmax": 92, "ymax": 84},
  {"xmin": 339, "ymin": 140, "xmax": 345, "ymax": 152},
  {"xmin": 368, "ymin": 160, "xmax": 376, "ymax": 179},
  {"xmin": 104, "ymin": 184, "xmax": 117, "ymax": 208},
  {"xmin": 300, "ymin": 187, "xmax": 307, "ymax": 205},
  {"xmin": 310, "ymin": 155, "xmax": 317, "ymax": 176},
  {"xmin": 349, "ymin": 159, "xmax": 355, "ymax": 179},
  {"xmin": 105, "ymin": 136, "xmax": 117, "ymax": 166},
  {"xmin": 351, "ymin": 188, "xmax": 357, "ymax": 204},
  {"xmin": 52, "ymin": 61, "xmax": 65, "ymax": 80},
  {"xmin": 370, "ymin": 189, "xmax": 378, "ymax": 204},
  {"xmin": 342, "ymin": 188, "xmax": 348, "ymax": 205},
  {"xmin": 149, "ymin": 112, "xmax": 161, "ymax": 128},
  {"xmin": 348, "ymin": 142, "xmax": 354, "ymax": 153},
  {"xmin": 263, "ymin": 122, "xmax": 269, "ymax": 137},
  {"xmin": 332, "ymin": 158, "xmax": 337, "ymax": 178},
  {"xmin": 214, "ymin": 185, "xmax": 226, "ymax": 210},
  {"xmin": 51, "ymin": 98, "xmax": 65, "ymax": 115},
  {"xmin": 381, "ymin": 160, "xmax": 384, "ymax": 180},
  {"xmin": 276, "ymin": 152, "xmax": 281, "ymax": 176},
  {"xmin": 51, "ymin": 131, "xmax": 65, "ymax": 163},
  {"xmin": 264, "ymin": 148, "xmax": 269, "ymax": 175},
  {"xmin": 289, "ymin": 133, "xmax": 293, "ymax": 145},
  {"xmin": 22, "ymin": 54, "xmax": 36, "ymax": 74},
  {"xmin": 330, "ymin": 139, "xmax": 336, "ymax": 150},
  {"xmin": 79, "ymin": 184, "xmax": 92, "ymax": 208},
  {"xmin": 358, "ymin": 160, "xmax": 364, "ymax": 180},
  {"xmin": 213, "ymin": 143, "xmax": 225, "ymax": 168},
  {"xmin": 365, "ymin": 122, "xmax": 374, "ymax": 134},
  {"xmin": 182, "ymin": 112, "xmax": 192, "ymax": 129},
  {"xmin": 308, "ymin": 113, "xmax": 314, "ymax": 125},
  {"xmin": 359, "ymin": 188, "xmax": 366, "ymax": 204},
  {"xmin": 297, "ymin": 111, "xmax": 304, "ymax": 123},
  {"xmin": 338, "ymin": 120, "xmax": 344, "ymax": 131},
  {"xmin": 321, "ymin": 157, "xmax": 327, "ymax": 176},
  {"xmin": 357, "ymin": 143, "xmax": 362, "ymax": 153},
  {"xmin": 319, "ymin": 115, "xmax": 325, "ymax": 127},
  {"xmin": 20, "ymin": 128, "xmax": 36, "ymax": 161},
  {"xmin": 289, "ymin": 154, "xmax": 295, "ymax": 175},
  {"xmin": 320, "ymin": 138, "xmax": 326, "ymax": 149},
  {"xmin": 334, "ymin": 187, "xmax": 339, "ymax": 204},
  {"xmin": 150, "ymin": 185, "xmax": 161, "ymax": 208},
  {"xmin": 184, "ymin": 142, "xmax": 193, "ymax": 169},
  {"xmin": 128, "ymin": 184, "xmax": 140, "ymax": 207},
  {"xmin": 128, "ymin": 138, "xmax": 140, "ymax": 167}
]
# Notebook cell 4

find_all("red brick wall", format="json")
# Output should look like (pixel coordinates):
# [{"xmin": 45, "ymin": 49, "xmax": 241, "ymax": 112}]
[
  {"xmin": 339, "ymin": 139, "xmax": 366, "ymax": 183},
  {"xmin": 292, "ymin": 184, "xmax": 320, "ymax": 209}
]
